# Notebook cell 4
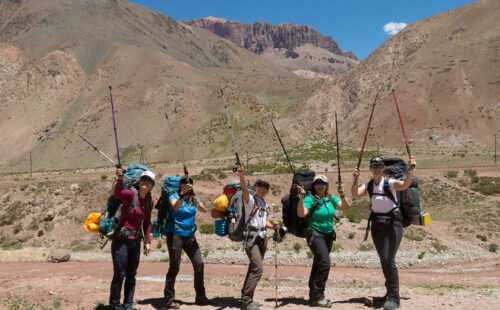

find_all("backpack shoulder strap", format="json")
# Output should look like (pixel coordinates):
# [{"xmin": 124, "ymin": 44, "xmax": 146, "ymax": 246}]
[
  {"xmin": 383, "ymin": 177, "xmax": 397, "ymax": 205},
  {"xmin": 307, "ymin": 195, "xmax": 321, "ymax": 221},
  {"xmin": 118, "ymin": 189, "xmax": 138, "ymax": 226},
  {"xmin": 367, "ymin": 179, "xmax": 374, "ymax": 198}
]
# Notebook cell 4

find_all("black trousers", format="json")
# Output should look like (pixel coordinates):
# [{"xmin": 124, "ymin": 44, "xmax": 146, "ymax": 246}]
[
  {"xmin": 308, "ymin": 230, "xmax": 335, "ymax": 302},
  {"xmin": 164, "ymin": 232, "xmax": 205, "ymax": 303},
  {"xmin": 109, "ymin": 238, "xmax": 141, "ymax": 310},
  {"xmin": 371, "ymin": 219, "xmax": 403, "ymax": 304}
]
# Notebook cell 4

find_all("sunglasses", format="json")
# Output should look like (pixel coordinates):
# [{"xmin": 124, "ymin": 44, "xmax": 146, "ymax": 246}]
[
  {"xmin": 140, "ymin": 177, "xmax": 154, "ymax": 183},
  {"xmin": 370, "ymin": 165, "xmax": 385, "ymax": 169},
  {"xmin": 313, "ymin": 181, "xmax": 327, "ymax": 186},
  {"xmin": 256, "ymin": 183, "xmax": 270, "ymax": 190}
]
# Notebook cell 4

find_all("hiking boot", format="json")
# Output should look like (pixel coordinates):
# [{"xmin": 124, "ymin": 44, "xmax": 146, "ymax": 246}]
[
  {"xmin": 165, "ymin": 301, "xmax": 180, "ymax": 309},
  {"xmin": 383, "ymin": 300, "xmax": 400, "ymax": 310},
  {"xmin": 311, "ymin": 298, "xmax": 332, "ymax": 308},
  {"xmin": 195, "ymin": 295, "xmax": 210, "ymax": 306},
  {"xmin": 242, "ymin": 301, "xmax": 260, "ymax": 310}
]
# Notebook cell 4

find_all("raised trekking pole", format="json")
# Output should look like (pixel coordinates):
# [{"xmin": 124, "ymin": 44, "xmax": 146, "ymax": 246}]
[
  {"xmin": 274, "ymin": 229, "xmax": 278, "ymax": 308},
  {"xmin": 335, "ymin": 111, "xmax": 342, "ymax": 185},
  {"xmin": 354, "ymin": 93, "xmax": 378, "ymax": 184},
  {"xmin": 164, "ymin": 111, "xmax": 190, "ymax": 182},
  {"xmin": 271, "ymin": 120, "xmax": 296, "ymax": 176},
  {"xmin": 392, "ymin": 89, "xmax": 415, "ymax": 169},
  {"xmin": 74, "ymin": 130, "xmax": 117, "ymax": 165},
  {"xmin": 220, "ymin": 88, "xmax": 241, "ymax": 172},
  {"xmin": 109, "ymin": 85, "xmax": 121, "ymax": 168}
]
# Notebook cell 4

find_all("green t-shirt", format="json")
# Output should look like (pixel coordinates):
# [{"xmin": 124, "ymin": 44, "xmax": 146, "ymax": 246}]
[{"xmin": 304, "ymin": 194, "xmax": 340, "ymax": 234}]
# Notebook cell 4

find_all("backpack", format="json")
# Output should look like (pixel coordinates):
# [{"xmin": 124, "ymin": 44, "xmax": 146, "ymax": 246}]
[
  {"xmin": 156, "ymin": 176, "xmax": 182, "ymax": 235},
  {"xmin": 226, "ymin": 186, "xmax": 256, "ymax": 242},
  {"xmin": 366, "ymin": 158, "xmax": 421, "ymax": 228},
  {"xmin": 281, "ymin": 170, "xmax": 316, "ymax": 238}
]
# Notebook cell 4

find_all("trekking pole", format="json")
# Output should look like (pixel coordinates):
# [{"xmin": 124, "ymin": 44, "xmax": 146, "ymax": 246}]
[
  {"xmin": 335, "ymin": 111, "xmax": 342, "ymax": 185},
  {"xmin": 354, "ymin": 93, "xmax": 378, "ymax": 184},
  {"xmin": 164, "ymin": 111, "xmax": 190, "ymax": 182},
  {"xmin": 74, "ymin": 130, "xmax": 117, "ymax": 165},
  {"xmin": 274, "ymin": 229, "xmax": 278, "ymax": 308},
  {"xmin": 271, "ymin": 120, "xmax": 296, "ymax": 176},
  {"xmin": 220, "ymin": 89, "xmax": 241, "ymax": 172},
  {"xmin": 391, "ymin": 89, "xmax": 415, "ymax": 169},
  {"xmin": 109, "ymin": 85, "xmax": 121, "ymax": 168}
]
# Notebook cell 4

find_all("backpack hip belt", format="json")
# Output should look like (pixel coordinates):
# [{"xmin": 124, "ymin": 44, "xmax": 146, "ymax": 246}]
[{"xmin": 363, "ymin": 208, "xmax": 403, "ymax": 241}]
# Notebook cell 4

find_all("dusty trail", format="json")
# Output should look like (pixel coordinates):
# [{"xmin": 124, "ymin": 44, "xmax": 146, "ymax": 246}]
[{"xmin": 1, "ymin": 260, "xmax": 499, "ymax": 309}]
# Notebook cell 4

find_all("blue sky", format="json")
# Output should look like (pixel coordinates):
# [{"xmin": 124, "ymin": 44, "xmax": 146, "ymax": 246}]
[{"xmin": 130, "ymin": 0, "xmax": 476, "ymax": 60}]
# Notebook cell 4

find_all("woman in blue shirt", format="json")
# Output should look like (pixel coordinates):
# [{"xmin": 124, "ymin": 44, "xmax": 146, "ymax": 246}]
[{"xmin": 164, "ymin": 176, "xmax": 208, "ymax": 309}]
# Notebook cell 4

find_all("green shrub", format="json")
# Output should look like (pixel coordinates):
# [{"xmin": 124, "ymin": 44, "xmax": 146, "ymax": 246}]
[
  {"xmin": 306, "ymin": 251, "xmax": 313, "ymax": 259},
  {"xmin": 358, "ymin": 243, "xmax": 374, "ymax": 251},
  {"xmin": 160, "ymin": 258, "xmax": 170, "ymax": 263},
  {"xmin": 348, "ymin": 232, "xmax": 355, "ymax": 239},
  {"xmin": 199, "ymin": 224, "xmax": 215, "ymax": 234},
  {"xmin": 476, "ymin": 234, "xmax": 487, "ymax": 242},
  {"xmin": 293, "ymin": 242, "xmax": 302, "ymax": 253},
  {"xmin": 488, "ymin": 243, "xmax": 499, "ymax": 253},
  {"xmin": 418, "ymin": 251, "xmax": 426, "ymax": 259},
  {"xmin": 100, "ymin": 174, "xmax": 108, "ymax": 180},
  {"xmin": 202, "ymin": 250, "xmax": 209, "ymax": 257},
  {"xmin": 343, "ymin": 199, "xmax": 370, "ymax": 223},
  {"xmin": 446, "ymin": 171, "xmax": 458, "ymax": 178},
  {"xmin": 157, "ymin": 240, "xmax": 162, "ymax": 249}
]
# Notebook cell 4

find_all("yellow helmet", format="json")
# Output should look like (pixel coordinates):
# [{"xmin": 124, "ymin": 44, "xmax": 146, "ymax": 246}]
[{"xmin": 214, "ymin": 194, "xmax": 229, "ymax": 212}]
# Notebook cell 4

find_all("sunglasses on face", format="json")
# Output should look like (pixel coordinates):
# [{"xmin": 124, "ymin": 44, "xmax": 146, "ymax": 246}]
[
  {"xmin": 370, "ymin": 165, "xmax": 384, "ymax": 169},
  {"xmin": 314, "ymin": 181, "xmax": 327, "ymax": 186},
  {"xmin": 140, "ymin": 177, "xmax": 153, "ymax": 183}
]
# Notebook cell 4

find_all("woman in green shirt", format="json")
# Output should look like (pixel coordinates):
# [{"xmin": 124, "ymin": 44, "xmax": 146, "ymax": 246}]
[{"xmin": 297, "ymin": 174, "xmax": 349, "ymax": 308}]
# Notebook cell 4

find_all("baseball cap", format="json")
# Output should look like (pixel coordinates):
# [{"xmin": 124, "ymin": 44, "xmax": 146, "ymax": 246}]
[
  {"xmin": 369, "ymin": 157, "xmax": 385, "ymax": 168},
  {"xmin": 254, "ymin": 177, "xmax": 270, "ymax": 188},
  {"xmin": 179, "ymin": 176, "xmax": 194, "ymax": 184},
  {"xmin": 313, "ymin": 174, "xmax": 328, "ymax": 183},
  {"xmin": 140, "ymin": 171, "xmax": 156, "ymax": 182}
]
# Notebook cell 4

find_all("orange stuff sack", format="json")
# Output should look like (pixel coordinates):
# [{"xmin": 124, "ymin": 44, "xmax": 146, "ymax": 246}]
[
  {"xmin": 84, "ymin": 213, "xmax": 102, "ymax": 233},
  {"xmin": 214, "ymin": 194, "xmax": 229, "ymax": 212}
]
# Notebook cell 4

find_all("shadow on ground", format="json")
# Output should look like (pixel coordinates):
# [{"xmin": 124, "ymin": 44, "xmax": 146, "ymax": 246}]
[{"xmin": 138, "ymin": 296, "xmax": 240, "ymax": 310}]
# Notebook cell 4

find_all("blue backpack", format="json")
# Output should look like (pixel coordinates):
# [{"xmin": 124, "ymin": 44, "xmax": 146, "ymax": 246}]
[
  {"xmin": 99, "ymin": 163, "xmax": 150, "ymax": 237},
  {"xmin": 155, "ymin": 176, "xmax": 182, "ymax": 235}
]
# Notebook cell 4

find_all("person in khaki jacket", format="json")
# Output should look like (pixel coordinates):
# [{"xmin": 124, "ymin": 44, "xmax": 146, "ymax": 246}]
[{"xmin": 236, "ymin": 164, "xmax": 279, "ymax": 310}]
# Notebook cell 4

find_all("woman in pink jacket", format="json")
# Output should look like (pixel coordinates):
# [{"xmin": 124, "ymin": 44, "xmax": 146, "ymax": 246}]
[{"xmin": 109, "ymin": 167, "xmax": 155, "ymax": 310}]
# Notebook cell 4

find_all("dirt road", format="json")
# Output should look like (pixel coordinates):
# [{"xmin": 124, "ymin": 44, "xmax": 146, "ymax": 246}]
[{"xmin": 1, "ymin": 260, "xmax": 499, "ymax": 309}]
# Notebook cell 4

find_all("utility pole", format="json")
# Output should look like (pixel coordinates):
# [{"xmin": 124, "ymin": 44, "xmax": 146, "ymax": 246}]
[
  {"xmin": 30, "ymin": 152, "xmax": 32, "ymax": 177},
  {"xmin": 246, "ymin": 150, "xmax": 249, "ymax": 167}
]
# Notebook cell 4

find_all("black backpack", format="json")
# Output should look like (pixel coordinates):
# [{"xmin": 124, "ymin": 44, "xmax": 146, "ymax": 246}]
[
  {"xmin": 281, "ymin": 170, "xmax": 316, "ymax": 238},
  {"xmin": 366, "ymin": 158, "xmax": 421, "ymax": 228}
]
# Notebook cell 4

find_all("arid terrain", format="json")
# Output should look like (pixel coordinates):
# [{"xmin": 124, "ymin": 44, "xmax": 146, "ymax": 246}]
[{"xmin": 0, "ymin": 148, "xmax": 499, "ymax": 309}]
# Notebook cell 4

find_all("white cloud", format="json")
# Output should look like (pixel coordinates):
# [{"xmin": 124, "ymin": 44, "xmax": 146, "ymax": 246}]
[{"xmin": 383, "ymin": 22, "xmax": 407, "ymax": 36}]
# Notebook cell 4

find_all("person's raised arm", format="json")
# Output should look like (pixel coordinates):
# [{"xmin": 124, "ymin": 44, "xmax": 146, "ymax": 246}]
[
  {"xmin": 297, "ymin": 186, "xmax": 308, "ymax": 218},
  {"xmin": 394, "ymin": 157, "xmax": 417, "ymax": 191},
  {"xmin": 336, "ymin": 184, "xmax": 350, "ymax": 211},
  {"xmin": 170, "ymin": 184, "xmax": 193, "ymax": 212},
  {"xmin": 237, "ymin": 165, "xmax": 250, "ymax": 204},
  {"xmin": 351, "ymin": 168, "xmax": 367, "ymax": 197}
]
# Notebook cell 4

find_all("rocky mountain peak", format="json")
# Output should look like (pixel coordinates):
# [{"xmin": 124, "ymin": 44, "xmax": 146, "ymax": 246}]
[{"xmin": 183, "ymin": 17, "xmax": 358, "ymax": 60}]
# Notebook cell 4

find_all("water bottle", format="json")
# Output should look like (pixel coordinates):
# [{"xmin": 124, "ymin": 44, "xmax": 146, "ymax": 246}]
[{"xmin": 152, "ymin": 219, "xmax": 160, "ymax": 238}]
